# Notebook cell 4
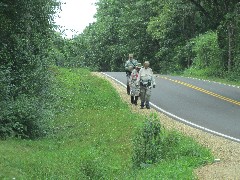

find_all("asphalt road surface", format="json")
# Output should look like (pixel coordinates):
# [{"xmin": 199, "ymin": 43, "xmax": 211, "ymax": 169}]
[{"xmin": 103, "ymin": 72, "xmax": 240, "ymax": 142}]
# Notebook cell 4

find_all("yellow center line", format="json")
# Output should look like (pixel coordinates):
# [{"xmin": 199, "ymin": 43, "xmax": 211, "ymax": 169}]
[{"xmin": 161, "ymin": 77, "xmax": 240, "ymax": 106}]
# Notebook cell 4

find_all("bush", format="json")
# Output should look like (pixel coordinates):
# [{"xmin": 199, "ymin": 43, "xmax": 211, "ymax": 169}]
[
  {"xmin": 0, "ymin": 94, "xmax": 53, "ymax": 139},
  {"xmin": 132, "ymin": 113, "xmax": 212, "ymax": 170},
  {"xmin": 132, "ymin": 113, "xmax": 162, "ymax": 168}
]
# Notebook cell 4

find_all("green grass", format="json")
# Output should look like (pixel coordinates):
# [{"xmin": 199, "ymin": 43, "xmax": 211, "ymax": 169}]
[
  {"xmin": 0, "ymin": 67, "xmax": 214, "ymax": 179},
  {"xmin": 182, "ymin": 68, "xmax": 240, "ymax": 86}
]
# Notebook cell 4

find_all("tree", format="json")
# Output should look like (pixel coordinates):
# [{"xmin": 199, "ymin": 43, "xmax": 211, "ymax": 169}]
[
  {"xmin": 217, "ymin": 5, "xmax": 240, "ymax": 80},
  {"xmin": 147, "ymin": 0, "xmax": 204, "ymax": 72},
  {"xmin": 0, "ymin": 0, "xmax": 60, "ymax": 139},
  {"xmin": 56, "ymin": 0, "xmax": 240, "ymax": 80}
]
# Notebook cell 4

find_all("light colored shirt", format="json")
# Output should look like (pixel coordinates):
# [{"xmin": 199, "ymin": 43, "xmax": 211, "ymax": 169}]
[{"xmin": 137, "ymin": 67, "xmax": 156, "ymax": 86}]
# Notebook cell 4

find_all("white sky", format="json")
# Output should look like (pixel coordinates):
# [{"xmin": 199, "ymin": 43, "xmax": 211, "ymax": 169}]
[{"xmin": 54, "ymin": 0, "xmax": 97, "ymax": 38}]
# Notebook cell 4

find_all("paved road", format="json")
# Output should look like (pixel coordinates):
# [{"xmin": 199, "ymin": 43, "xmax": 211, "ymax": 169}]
[{"xmin": 103, "ymin": 72, "xmax": 240, "ymax": 142}]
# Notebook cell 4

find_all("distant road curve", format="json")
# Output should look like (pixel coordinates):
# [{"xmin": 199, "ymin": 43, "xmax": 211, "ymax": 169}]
[{"xmin": 103, "ymin": 72, "xmax": 240, "ymax": 143}]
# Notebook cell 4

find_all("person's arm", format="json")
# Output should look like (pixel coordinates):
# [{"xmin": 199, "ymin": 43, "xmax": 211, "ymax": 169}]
[
  {"xmin": 133, "ymin": 59, "xmax": 138, "ymax": 67},
  {"xmin": 125, "ymin": 61, "xmax": 129, "ymax": 71}
]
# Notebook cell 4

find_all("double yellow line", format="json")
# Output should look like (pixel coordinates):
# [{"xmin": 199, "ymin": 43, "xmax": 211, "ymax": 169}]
[{"xmin": 161, "ymin": 77, "xmax": 240, "ymax": 106}]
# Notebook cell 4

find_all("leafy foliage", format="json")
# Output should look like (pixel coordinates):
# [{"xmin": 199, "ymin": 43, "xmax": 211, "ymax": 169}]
[
  {"xmin": 132, "ymin": 113, "xmax": 162, "ymax": 168},
  {"xmin": 0, "ymin": 0, "xmax": 60, "ymax": 139},
  {"xmin": 132, "ymin": 113, "xmax": 213, "ymax": 170},
  {"xmin": 191, "ymin": 31, "xmax": 223, "ymax": 77},
  {"xmin": 54, "ymin": 0, "xmax": 240, "ymax": 80}
]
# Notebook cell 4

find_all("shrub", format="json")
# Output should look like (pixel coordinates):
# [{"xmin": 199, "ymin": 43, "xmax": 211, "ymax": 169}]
[
  {"xmin": 132, "ymin": 113, "xmax": 162, "ymax": 168},
  {"xmin": 131, "ymin": 113, "xmax": 211, "ymax": 169}
]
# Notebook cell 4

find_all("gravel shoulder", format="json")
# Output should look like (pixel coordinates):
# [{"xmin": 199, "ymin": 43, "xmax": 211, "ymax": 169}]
[{"xmin": 93, "ymin": 72, "xmax": 240, "ymax": 179}]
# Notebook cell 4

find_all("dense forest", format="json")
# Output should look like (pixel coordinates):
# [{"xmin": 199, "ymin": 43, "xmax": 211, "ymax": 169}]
[{"xmin": 0, "ymin": 0, "xmax": 239, "ymax": 138}]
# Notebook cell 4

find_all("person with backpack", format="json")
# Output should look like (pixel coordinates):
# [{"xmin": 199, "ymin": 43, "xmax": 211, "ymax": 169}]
[
  {"xmin": 137, "ymin": 61, "xmax": 156, "ymax": 109},
  {"xmin": 129, "ymin": 63, "xmax": 142, "ymax": 105},
  {"xmin": 125, "ymin": 53, "xmax": 138, "ymax": 95}
]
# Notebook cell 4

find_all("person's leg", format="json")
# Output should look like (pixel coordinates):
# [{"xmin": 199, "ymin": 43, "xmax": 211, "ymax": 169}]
[
  {"xmin": 140, "ymin": 87, "xmax": 146, "ymax": 109},
  {"xmin": 145, "ymin": 88, "xmax": 152, "ymax": 109},
  {"xmin": 145, "ymin": 101, "xmax": 150, "ymax": 109},
  {"xmin": 131, "ymin": 96, "xmax": 134, "ymax": 104},
  {"xmin": 127, "ymin": 85, "xmax": 130, "ymax": 95},
  {"xmin": 134, "ymin": 96, "xmax": 138, "ymax": 105},
  {"xmin": 135, "ymin": 87, "xmax": 140, "ymax": 106},
  {"xmin": 126, "ymin": 76, "xmax": 130, "ymax": 95}
]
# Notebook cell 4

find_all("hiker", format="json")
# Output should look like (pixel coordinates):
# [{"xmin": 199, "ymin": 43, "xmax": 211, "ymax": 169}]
[
  {"xmin": 129, "ymin": 63, "xmax": 142, "ymax": 105},
  {"xmin": 137, "ymin": 61, "xmax": 156, "ymax": 109},
  {"xmin": 125, "ymin": 53, "xmax": 138, "ymax": 95}
]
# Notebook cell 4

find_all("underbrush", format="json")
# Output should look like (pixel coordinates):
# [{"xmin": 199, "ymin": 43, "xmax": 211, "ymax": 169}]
[{"xmin": 0, "ymin": 67, "xmax": 213, "ymax": 179}]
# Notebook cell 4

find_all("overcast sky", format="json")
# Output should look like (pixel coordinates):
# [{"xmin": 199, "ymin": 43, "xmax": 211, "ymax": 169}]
[{"xmin": 54, "ymin": 0, "xmax": 97, "ymax": 38}]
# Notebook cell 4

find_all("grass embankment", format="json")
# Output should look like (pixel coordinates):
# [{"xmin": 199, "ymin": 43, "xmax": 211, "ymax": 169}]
[
  {"xmin": 182, "ymin": 69, "xmax": 240, "ymax": 87},
  {"xmin": 0, "ymin": 68, "xmax": 213, "ymax": 179}
]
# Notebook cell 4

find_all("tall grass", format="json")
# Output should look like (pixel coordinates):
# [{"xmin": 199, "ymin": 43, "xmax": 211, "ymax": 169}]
[{"xmin": 0, "ymin": 68, "xmax": 213, "ymax": 179}]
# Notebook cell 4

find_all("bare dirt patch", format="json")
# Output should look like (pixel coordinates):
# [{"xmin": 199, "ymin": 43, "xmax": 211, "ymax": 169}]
[{"xmin": 92, "ymin": 72, "xmax": 240, "ymax": 179}]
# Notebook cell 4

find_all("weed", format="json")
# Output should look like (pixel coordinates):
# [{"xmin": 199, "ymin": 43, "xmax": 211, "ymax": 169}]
[{"xmin": 132, "ymin": 113, "xmax": 162, "ymax": 168}]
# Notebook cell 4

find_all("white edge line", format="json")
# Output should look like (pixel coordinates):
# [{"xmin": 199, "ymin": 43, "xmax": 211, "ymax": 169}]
[{"xmin": 102, "ymin": 72, "xmax": 240, "ymax": 143}]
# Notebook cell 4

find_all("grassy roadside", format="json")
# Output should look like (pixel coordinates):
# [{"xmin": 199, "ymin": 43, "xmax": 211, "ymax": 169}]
[
  {"xmin": 181, "ymin": 70, "xmax": 240, "ymax": 87},
  {"xmin": 0, "ymin": 68, "xmax": 213, "ymax": 179}
]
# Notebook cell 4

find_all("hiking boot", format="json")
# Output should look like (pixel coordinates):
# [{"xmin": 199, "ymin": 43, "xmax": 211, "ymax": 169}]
[
  {"xmin": 140, "ymin": 101, "xmax": 144, "ymax": 109},
  {"xmin": 146, "ymin": 101, "xmax": 150, "ymax": 109},
  {"xmin": 134, "ymin": 96, "xmax": 138, "ymax": 105}
]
